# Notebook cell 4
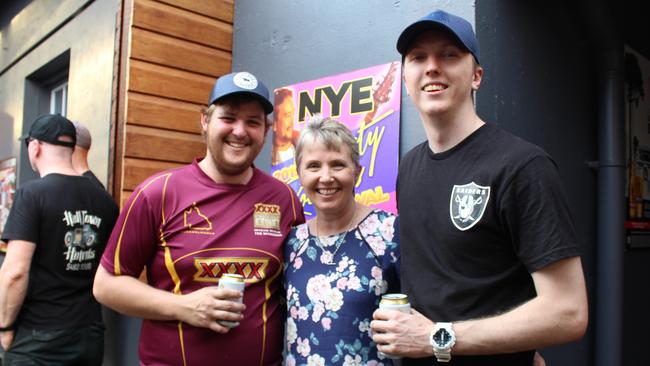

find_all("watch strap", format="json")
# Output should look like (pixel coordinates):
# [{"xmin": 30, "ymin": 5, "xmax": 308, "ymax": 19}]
[{"xmin": 430, "ymin": 322, "xmax": 455, "ymax": 363}]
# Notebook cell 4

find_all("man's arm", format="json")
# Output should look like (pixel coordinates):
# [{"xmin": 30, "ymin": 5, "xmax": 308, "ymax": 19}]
[
  {"xmin": 0, "ymin": 240, "xmax": 36, "ymax": 349},
  {"xmin": 371, "ymin": 256, "xmax": 588, "ymax": 357},
  {"xmin": 93, "ymin": 265, "xmax": 246, "ymax": 333}
]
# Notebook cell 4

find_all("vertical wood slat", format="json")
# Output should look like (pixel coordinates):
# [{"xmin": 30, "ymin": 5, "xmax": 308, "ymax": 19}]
[{"xmin": 113, "ymin": 0, "xmax": 233, "ymax": 207}]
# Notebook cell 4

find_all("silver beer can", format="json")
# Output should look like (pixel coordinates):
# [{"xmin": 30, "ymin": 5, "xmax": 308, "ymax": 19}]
[
  {"xmin": 218, "ymin": 273, "xmax": 245, "ymax": 328},
  {"xmin": 378, "ymin": 293, "xmax": 411, "ymax": 360}
]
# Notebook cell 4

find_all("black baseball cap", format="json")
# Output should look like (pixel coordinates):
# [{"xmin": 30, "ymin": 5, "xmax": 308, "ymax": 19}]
[
  {"xmin": 21, "ymin": 114, "xmax": 76, "ymax": 148},
  {"xmin": 207, "ymin": 71, "xmax": 274, "ymax": 114},
  {"xmin": 396, "ymin": 9, "xmax": 480, "ymax": 64}
]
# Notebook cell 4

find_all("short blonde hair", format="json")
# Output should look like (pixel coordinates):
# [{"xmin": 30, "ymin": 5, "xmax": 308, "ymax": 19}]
[{"xmin": 294, "ymin": 115, "xmax": 360, "ymax": 170}]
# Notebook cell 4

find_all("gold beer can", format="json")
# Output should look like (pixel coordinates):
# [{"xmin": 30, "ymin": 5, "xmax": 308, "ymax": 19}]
[{"xmin": 378, "ymin": 293, "xmax": 411, "ymax": 359}]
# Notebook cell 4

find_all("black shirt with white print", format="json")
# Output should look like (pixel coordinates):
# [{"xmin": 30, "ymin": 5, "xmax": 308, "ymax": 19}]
[{"xmin": 398, "ymin": 122, "xmax": 581, "ymax": 366}]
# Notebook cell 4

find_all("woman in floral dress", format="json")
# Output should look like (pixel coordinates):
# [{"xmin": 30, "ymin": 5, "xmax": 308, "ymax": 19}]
[{"xmin": 284, "ymin": 116, "xmax": 400, "ymax": 366}]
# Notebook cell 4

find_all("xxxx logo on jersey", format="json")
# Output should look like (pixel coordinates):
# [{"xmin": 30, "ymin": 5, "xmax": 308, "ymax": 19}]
[
  {"xmin": 254, "ymin": 203, "xmax": 282, "ymax": 237},
  {"xmin": 193, "ymin": 257, "xmax": 269, "ymax": 283}
]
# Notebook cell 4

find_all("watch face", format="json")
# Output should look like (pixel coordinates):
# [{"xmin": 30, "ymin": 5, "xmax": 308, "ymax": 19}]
[{"xmin": 433, "ymin": 328, "xmax": 452, "ymax": 347}]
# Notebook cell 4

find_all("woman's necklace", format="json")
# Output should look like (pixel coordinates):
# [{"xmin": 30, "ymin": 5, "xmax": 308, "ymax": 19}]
[{"xmin": 313, "ymin": 204, "xmax": 357, "ymax": 265}]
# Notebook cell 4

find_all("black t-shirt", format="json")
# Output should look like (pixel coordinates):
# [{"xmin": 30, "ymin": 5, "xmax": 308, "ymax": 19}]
[
  {"xmin": 1, "ymin": 173, "xmax": 119, "ymax": 330},
  {"xmin": 82, "ymin": 170, "xmax": 105, "ymax": 190},
  {"xmin": 398, "ymin": 123, "xmax": 581, "ymax": 366}
]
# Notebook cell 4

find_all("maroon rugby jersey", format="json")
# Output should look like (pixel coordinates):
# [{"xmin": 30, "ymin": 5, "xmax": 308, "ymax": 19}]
[{"xmin": 101, "ymin": 160, "xmax": 305, "ymax": 366}]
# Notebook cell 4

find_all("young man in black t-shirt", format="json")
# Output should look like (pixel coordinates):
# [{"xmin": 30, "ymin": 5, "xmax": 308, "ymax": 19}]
[
  {"xmin": 371, "ymin": 10, "xmax": 588, "ymax": 366},
  {"xmin": 0, "ymin": 114, "xmax": 118, "ymax": 365}
]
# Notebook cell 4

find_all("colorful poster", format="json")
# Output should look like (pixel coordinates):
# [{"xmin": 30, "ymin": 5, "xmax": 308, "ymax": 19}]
[
  {"xmin": 271, "ymin": 62, "xmax": 401, "ymax": 218},
  {"xmin": 0, "ymin": 157, "xmax": 17, "ymax": 252},
  {"xmin": 625, "ymin": 46, "xmax": 650, "ymax": 222}
]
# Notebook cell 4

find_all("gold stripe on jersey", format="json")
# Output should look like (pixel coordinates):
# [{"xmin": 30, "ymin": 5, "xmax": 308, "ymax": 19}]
[
  {"xmin": 114, "ymin": 173, "xmax": 171, "ymax": 275},
  {"xmin": 178, "ymin": 322, "xmax": 188, "ymax": 366},
  {"xmin": 260, "ymin": 258, "xmax": 283, "ymax": 366},
  {"xmin": 281, "ymin": 182, "xmax": 299, "ymax": 222}
]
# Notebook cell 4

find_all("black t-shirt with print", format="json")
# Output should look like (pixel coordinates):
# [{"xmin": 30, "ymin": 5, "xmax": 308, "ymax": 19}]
[
  {"xmin": 398, "ymin": 122, "xmax": 580, "ymax": 366},
  {"xmin": 2, "ymin": 174, "xmax": 118, "ymax": 330}
]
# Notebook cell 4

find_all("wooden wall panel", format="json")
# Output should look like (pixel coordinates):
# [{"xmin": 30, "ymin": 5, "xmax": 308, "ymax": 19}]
[
  {"xmin": 124, "ymin": 125, "xmax": 205, "ymax": 163},
  {"xmin": 133, "ymin": 0, "xmax": 232, "ymax": 51},
  {"xmin": 113, "ymin": 0, "xmax": 233, "ymax": 207},
  {"xmin": 129, "ymin": 59, "xmax": 214, "ymax": 104},
  {"xmin": 123, "ymin": 157, "xmax": 184, "ymax": 190},
  {"xmin": 126, "ymin": 92, "xmax": 202, "ymax": 134},
  {"xmin": 156, "ymin": 0, "xmax": 233, "ymax": 22},
  {"xmin": 131, "ymin": 28, "xmax": 231, "ymax": 77}
]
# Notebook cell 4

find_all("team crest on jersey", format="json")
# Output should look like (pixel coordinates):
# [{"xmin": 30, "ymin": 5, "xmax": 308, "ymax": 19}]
[
  {"xmin": 253, "ymin": 203, "xmax": 282, "ymax": 237},
  {"xmin": 193, "ymin": 257, "xmax": 269, "ymax": 283},
  {"xmin": 449, "ymin": 182, "xmax": 490, "ymax": 231},
  {"xmin": 182, "ymin": 202, "xmax": 214, "ymax": 235}
]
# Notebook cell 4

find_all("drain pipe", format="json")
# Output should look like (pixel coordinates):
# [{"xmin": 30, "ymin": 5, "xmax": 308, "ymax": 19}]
[
  {"xmin": 580, "ymin": 3, "xmax": 626, "ymax": 365},
  {"xmin": 594, "ymin": 48, "xmax": 625, "ymax": 366}
]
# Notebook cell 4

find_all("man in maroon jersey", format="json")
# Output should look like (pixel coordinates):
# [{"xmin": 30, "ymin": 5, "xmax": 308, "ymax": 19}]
[{"xmin": 94, "ymin": 72, "xmax": 305, "ymax": 365}]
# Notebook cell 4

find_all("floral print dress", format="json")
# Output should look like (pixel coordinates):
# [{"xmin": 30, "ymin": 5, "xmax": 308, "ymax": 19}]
[{"xmin": 284, "ymin": 209, "xmax": 400, "ymax": 366}]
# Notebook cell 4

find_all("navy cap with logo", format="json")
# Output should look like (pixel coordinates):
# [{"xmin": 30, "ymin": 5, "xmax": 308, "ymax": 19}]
[
  {"xmin": 207, "ymin": 71, "xmax": 274, "ymax": 114},
  {"xmin": 21, "ymin": 114, "xmax": 76, "ymax": 148},
  {"xmin": 396, "ymin": 9, "xmax": 480, "ymax": 64}
]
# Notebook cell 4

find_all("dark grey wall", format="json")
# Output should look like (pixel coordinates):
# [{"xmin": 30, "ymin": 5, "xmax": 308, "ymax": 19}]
[{"xmin": 233, "ymin": 0, "xmax": 476, "ymax": 171}]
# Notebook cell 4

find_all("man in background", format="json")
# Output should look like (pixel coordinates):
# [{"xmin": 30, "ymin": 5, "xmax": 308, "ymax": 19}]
[
  {"xmin": 0, "ymin": 114, "xmax": 118, "ymax": 365},
  {"xmin": 72, "ymin": 121, "xmax": 104, "ymax": 189}
]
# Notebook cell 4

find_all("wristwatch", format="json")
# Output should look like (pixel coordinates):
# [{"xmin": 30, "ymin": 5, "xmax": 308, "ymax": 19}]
[{"xmin": 430, "ymin": 322, "xmax": 456, "ymax": 363}]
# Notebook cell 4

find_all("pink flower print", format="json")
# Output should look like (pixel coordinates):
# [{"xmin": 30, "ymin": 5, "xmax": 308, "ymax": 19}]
[
  {"xmin": 296, "ymin": 337, "xmax": 311, "ymax": 357},
  {"xmin": 296, "ymin": 224, "xmax": 309, "ymax": 240},
  {"xmin": 371, "ymin": 266, "xmax": 383, "ymax": 280},
  {"xmin": 346, "ymin": 275, "xmax": 361, "ymax": 291},
  {"xmin": 336, "ymin": 277, "xmax": 348, "ymax": 289},
  {"xmin": 366, "ymin": 235, "xmax": 387, "ymax": 256},
  {"xmin": 286, "ymin": 318, "xmax": 297, "ymax": 345},
  {"xmin": 374, "ymin": 279, "xmax": 388, "ymax": 296},
  {"xmin": 321, "ymin": 317, "xmax": 332, "ymax": 330},
  {"xmin": 306, "ymin": 274, "xmax": 332, "ymax": 303},
  {"xmin": 294, "ymin": 257, "xmax": 303, "ymax": 269},
  {"xmin": 343, "ymin": 354, "xmax": 363, "ymax": 366},
  {"xmin": 360, "ymin": 214, "xmax": 381, "ymax": 234},
  {"xmin": 311, "ymin": 303, "xmax": 324, "ymax": 322},
  {"xmin": 307, "ymin": 354, "xmax": 325, "ymax": 366},
  {"xmin": 298, "ymin": 306, "xmax": 309, "ymax": 320},
  {"xmin": 380, "ymin": 216, "xmax": 395, "ymax": 241},
  {"xmin": 320, "ymin": 250, "xmax": 333, "ymax": 264},
  {"xmin": 323, "ymin": 288, "xmax": 344, "ymax": 311},
  {"xmin": 285, "ymin": 354, "xmax": 296, "ymax": 366},
  {"xmin": 336, "ymin": 257, "xmax": 350, "ymax": 272}
]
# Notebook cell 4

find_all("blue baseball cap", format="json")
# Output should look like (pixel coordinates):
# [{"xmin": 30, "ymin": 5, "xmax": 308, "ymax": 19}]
[
  {"xmin": 207, "ymin": 71, "xmax": 273, "ymax": 114},
  {"xmin": 396, "ymin": 9, "xmax": 480, "ymax": 64}
]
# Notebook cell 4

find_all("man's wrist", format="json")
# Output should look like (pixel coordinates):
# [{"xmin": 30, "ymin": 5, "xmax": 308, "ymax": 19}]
[{"xmin": 0, "ymin": 322, "xmax": 15, "ymax": 331}]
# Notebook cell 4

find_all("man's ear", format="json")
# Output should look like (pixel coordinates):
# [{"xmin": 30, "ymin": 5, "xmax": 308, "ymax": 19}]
[
  {"xmin": 472, "ymin": 65, "xmax": 484, "ymax": 91},
  {"xmin": 403, "ymin": 73, "xmax": 411, "ymax": 96},
  {"xmin": 200, "ymin": 114, "xmax": 209, "ymax": 132}
]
